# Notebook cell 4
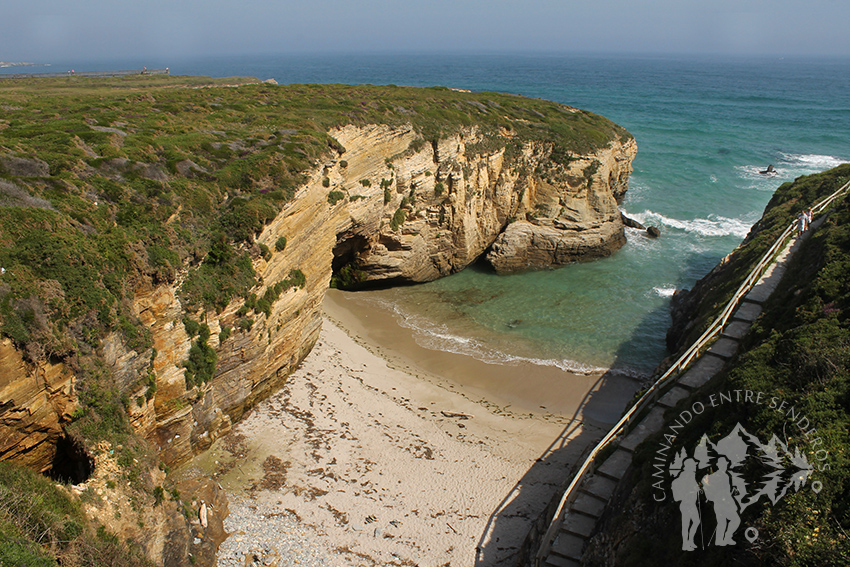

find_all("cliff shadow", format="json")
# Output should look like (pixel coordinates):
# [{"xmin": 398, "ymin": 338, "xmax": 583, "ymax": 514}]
[{"xmin": 474, "ymin": 248, "xmax": 727, "ymax": 567}]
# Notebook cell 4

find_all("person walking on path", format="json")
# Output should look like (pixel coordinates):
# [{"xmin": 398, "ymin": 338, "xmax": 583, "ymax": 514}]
[{"xmin": 797, "ymin": 211, "xmax": 807, "ymax": 236}]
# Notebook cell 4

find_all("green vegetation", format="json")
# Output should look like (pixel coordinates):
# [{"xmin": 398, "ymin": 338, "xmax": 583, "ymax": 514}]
[
  {"xmin": 274, "ymin": 236, "xmax": 287, "ymax": 252},
  {"xmin": 0, "ymin": 462, "xmax": 152, "ymax": 566},
  {"xmin": 327, "ymin": 190, "xmax": 345, "ymax": 205},
  {"xmin": 182, "ymin": 322, "xmax": 217, "ymax": 389},
  {"xmin": 330, "ymin": 262, "xmax": 364, "ymax": 290},
  {"xmin": 390, "ymin": 207, "xmax": 407, "ymax": 231},
  {"xmin": 434, "ymin": 182, "xmax": 445, "ymax": 197}
]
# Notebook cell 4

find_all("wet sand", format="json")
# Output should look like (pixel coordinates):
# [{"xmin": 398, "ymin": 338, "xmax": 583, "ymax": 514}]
[{"xmin": 182, "ymin": 290, "xmax": 642, "ymax": 566}]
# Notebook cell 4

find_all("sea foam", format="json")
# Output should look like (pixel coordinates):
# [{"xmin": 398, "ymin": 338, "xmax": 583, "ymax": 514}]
[
  {"xmin": 624, "ymin": 209, "xmax": 752, "ymax": 239},
  {"xmin": 652, "ymin": 286, "xmax": 678, "ymax": 298},
  {"xmin": 362, "ymin": 298, "xmax": 609, "ymax": 376}
]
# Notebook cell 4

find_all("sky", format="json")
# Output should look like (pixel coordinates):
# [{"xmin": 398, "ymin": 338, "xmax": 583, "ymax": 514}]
[{"xmin": 3, "ymin": 0, "xmax": 849, "ymax": 63}]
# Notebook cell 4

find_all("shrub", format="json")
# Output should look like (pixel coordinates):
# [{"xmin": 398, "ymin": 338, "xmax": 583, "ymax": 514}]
[
  {"xmin": 182, "ymin": 317, "xmax": 200, "ymax": 337},
  {"xmin": 287, "ymin": 269, "xmax": 306, "ymax": 289},
  {"xmin": 179, "ymin": 234, "xmax": 257, "ymax": 311},
  {"xmin": 182, "ymin": 323, "xmax": 216, "ymax": 388},
  {"xmin": 434, "ymin": 182, "xmax": 445, "ymax": 197},
  {"xmin": 339, "ymin": 160, "xmax": 348, "ymax": 168},
  {"xmin": 258, "ymin": 243, "xmax": 271, "ymax": 261},
  {"xmin": 322, "ymin": 177, "xmax": 330, "ymax": 188},
  {"xmin": 275, "ymin": 236, "xmax": 287, "ymax": 252},
  {"xmin": 359, "ymin": 178, "xmax": 371, "ymax": 187},
  {"xmin": 327, "ymin": 190, "xmax": 345, "ymax": 205},
  {"xmin": 390, "ymin": 208, "xmax": 406, "ymax": 231}
]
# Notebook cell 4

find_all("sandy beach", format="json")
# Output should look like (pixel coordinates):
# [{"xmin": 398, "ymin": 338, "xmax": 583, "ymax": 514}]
[{"xmin": 178, "ymin": 290, "xmax": 641, "ymax": 567}]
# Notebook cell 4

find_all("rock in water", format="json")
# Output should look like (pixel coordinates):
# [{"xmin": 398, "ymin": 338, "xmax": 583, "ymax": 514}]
[
  {"xmin": 646, "ymin": 226, "xmax": 661, "ymax": 238},
  {"xmin": 621, "ymin": 212, "xmax": 646, "ymax": 230}
]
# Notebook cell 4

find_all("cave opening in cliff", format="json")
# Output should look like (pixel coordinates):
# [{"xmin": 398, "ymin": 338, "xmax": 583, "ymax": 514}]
[
  {"xmin": 331, "ymin": 234, "xmax": 369, "ymax": 290},
  {"xmin": 48, "ymin": 434, "xmax": 94, "ymax": 484}
]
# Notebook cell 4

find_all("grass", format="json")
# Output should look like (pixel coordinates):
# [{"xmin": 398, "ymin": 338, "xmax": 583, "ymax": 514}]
[{"xmin": 0, "ymin": 461, "xmax": 152, "ymax": 567}]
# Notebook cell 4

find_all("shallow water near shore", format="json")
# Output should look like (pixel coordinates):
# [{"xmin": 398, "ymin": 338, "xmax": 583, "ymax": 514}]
[{"xmin": 17, "ymin": 53, "xmax": 850, "ymax": 373}]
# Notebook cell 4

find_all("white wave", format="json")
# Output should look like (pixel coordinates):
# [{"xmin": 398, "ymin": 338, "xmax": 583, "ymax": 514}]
[
  {"xmin": 779, "ymin": 152, "xmax": 848, "ymax": 170},
  {"xmin": 362, "ymin": 297, "xmax": 608, "ymax": 376},
  {"xmin": 622, "ymin": 208, "xmax": 752, "ymax": 239},
  {"xmin": 736, "ymin": 153, "xmax": 848, "ymax": 189},
  {"xmin": 652, "ymin": 285, "xmax": 678, "ymax": 298},
  {"xmin": 710, "ymin": 175, "xmax": 718, "ymax": 183}
]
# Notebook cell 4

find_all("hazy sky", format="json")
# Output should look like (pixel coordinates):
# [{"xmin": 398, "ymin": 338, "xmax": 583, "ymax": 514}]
[{"xmin": 3, "ymin": 0, "xmax": 849, "ymax": 62}]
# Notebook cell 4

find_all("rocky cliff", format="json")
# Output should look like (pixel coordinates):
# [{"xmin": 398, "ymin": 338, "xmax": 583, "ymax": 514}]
[
  {"xmin": 120, "ymin": 123, "xmax": 635, "ymax": 468},
  {"xmin": 0, "ymin": 131, "xmax": 635, "ymax": 473},
  {"xmin": 0, "ymin": 77, "xmax": 634, "ymax": 566}
]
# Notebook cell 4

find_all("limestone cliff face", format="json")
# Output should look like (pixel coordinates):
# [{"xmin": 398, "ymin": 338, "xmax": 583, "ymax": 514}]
[
  {"xmin": 486, "ymin": 137, "xmax": 636, "ymax": 273},
  {"xmin": 0, "ymin": 123, "xmax": 634, "ymax": 471},
  {"xmin": 0, "ymin": 338, "xmax": 77, "ymax": 472},
  {"xmin": 330, "ymin": 125, "xmax": 637, "ymax": 283},
  {"xmin": 119, "ymin": 124, "xmax": 635, "ymax": 467}
]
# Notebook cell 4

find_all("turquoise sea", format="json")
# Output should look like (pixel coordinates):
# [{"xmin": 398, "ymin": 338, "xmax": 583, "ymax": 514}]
[{"xmin": 13, "ymin": 53, "xmax": 849, "ymax": 376}]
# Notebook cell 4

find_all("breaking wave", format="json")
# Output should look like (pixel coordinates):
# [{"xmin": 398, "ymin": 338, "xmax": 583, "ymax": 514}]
[
  {"xmin": 623, "ymin": 209, "xmax": 752, "ymax": 239},
  {"xmin": 652, "ymin": 286, "xmax": 678, "ymax": 298}
]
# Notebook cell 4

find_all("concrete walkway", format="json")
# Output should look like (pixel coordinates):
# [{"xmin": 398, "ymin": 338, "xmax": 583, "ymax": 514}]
[{"xmin": 539, "ymin": 218, "xmax": 824, "ymax": 567}]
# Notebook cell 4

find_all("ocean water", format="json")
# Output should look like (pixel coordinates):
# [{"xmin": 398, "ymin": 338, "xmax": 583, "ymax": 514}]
[{"xmin": 12, "ymin": 53, "xmax": 849, "ymax": 376}]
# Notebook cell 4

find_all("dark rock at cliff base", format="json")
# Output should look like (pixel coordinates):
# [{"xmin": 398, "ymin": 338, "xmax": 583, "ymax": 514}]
[
  {"xmin": 646, "ymin": 226, "xmax": 661, "ymax": 238},
  {"xmin": 621, "ymin": 212, "xmax": 645, "ymax": 230}
]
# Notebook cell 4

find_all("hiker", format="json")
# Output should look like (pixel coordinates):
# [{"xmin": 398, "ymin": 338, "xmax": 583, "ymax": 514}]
[{"xmin": 797, "ymin": 211, "xmax": 807, "ymax": 236}]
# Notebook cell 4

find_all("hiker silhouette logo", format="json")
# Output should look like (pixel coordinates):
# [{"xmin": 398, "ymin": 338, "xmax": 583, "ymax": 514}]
[{"xmin": 669, "ymin": 423, "xmax": 815, "ymax": 551}]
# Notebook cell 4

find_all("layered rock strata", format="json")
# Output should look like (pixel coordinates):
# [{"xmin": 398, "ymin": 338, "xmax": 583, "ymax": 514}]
[{"xmin": 1, "ymin": 124, "xmax": 635, "ymax": 473}]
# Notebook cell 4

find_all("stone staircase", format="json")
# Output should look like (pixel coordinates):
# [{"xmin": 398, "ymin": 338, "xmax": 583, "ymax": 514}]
[{"xmin": 536, "ymin": 186, "xmax": 847, "ymax": 567}]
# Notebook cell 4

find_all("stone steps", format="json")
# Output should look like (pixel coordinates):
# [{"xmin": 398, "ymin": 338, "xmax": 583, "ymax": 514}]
[{"xmin": 537, "ymin": 228, "xmax": 819, "ymax": 566}]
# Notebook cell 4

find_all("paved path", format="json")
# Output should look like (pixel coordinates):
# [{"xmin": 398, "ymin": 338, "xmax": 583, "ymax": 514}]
[{"xmin": 537, "ymin": 206, "xmax": 838, "ymax": 567}]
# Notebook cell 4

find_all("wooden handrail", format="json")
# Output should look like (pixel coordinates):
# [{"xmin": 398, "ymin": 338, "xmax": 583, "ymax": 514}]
[{"xmin": 535, "ymin": 178, "xmax": 850, "ymax": 564}]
